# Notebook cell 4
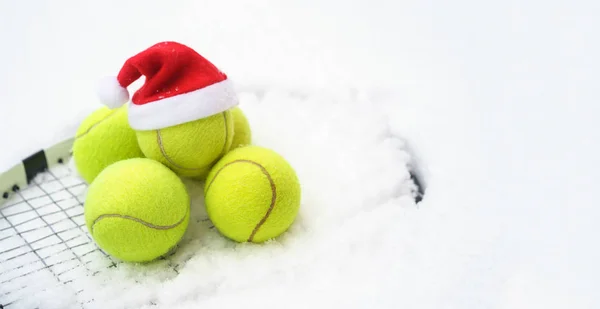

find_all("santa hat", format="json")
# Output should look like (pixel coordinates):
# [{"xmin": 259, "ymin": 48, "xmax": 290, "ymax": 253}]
[{"xmin": 96, "ymin": 41, "xmax": 238, "ymax": 130}]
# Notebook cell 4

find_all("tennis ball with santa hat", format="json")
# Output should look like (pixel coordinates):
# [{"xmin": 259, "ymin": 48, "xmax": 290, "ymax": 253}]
[{"xmin": 97, "ymin": 41, "xmax": 237, "ymax": 179}]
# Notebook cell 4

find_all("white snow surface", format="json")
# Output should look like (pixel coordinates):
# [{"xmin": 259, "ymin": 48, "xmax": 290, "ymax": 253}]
[{"xmin": 1, "ymin": 0, "xmax": 599, "ymax": 308}]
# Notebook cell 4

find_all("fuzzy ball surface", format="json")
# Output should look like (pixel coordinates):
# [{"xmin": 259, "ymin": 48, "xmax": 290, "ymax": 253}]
[
  {"xmin": 204, "ymin": 146, "xmax": 301, "ymax": 243},
  {"xmin": 72, "ymin": 105, "xmax": 145, "ymax": 184},
  {"xmin": 84, "ymin": 158, "xmax": 190, "ymax": 262},
  {"xmin": 230, "ymin": 106, "xmax": 252, "ymax": 150},
  {"xmin": 136, "ymin": 111, "xmax": 233, "ymax": 179}
]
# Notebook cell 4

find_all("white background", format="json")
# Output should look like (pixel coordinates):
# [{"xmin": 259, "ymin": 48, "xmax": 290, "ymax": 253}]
[{"xmin": 1, "ymin": 0, "xmax": 598, "ymax": 308}]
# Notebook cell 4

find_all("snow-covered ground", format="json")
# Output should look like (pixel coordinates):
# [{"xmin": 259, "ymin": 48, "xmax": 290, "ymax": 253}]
[{"xmin": 1, "ymin": 0, "xmax": 599, "ymax": 308}]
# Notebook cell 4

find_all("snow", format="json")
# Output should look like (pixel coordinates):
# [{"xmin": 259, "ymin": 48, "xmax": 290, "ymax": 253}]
[{"xmin": 1, "ymin": 0, "xmax": 599, "ymax": 308}]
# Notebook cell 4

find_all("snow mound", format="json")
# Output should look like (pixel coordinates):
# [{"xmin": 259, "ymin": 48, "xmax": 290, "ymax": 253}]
[{"xmin": 18, "ymin": 88, "xmax": 418, "ymax": 309}]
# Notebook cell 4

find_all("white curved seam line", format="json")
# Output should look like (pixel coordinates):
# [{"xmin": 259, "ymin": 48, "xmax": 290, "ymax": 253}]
[
  {"xmin": 156, "ymin": 112, "xmax": 229, "ymax": 171},
  {"xmin": 75, "ymin": 110, "xmax": 118, "ymax": 139},
  {"xmin": 92, "ymin": 209, "xmax": 187, "ymax": 231}
]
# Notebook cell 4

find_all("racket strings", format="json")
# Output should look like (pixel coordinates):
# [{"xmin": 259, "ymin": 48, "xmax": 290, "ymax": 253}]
[{"xmin": 0, "ymin": 165, "xmax": 114, "ymax": 307}]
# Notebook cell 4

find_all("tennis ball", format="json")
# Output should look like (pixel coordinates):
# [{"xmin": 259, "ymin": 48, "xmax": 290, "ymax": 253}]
[
  {"xmin": 204, "ymin": 146, "xmax": 301, "ymax": 243},
  {"xmin": 72, "ymin": 105, "xmax": 145, "ymax": 184},
  {"xmin": 84, "ymin": 158, "xmax": 190, "ymax": 262},
  {"xmin": 136, "ymin": 110, "xmax": 234, "ymax": 179},
  {"xmin": 230, "ymin": 107, "xmax": 252, "ymax": 150}
]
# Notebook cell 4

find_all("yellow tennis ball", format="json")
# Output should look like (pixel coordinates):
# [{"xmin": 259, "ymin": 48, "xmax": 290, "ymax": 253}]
[
  {"xmin": 204, "ymin": 146, "xmax": 301, "ymax": 243},
  {"xmin": 72, "ymin": 105, "xmax": 145, "ymax": 184},
  {"xmin": 84, "ymin": 158, "xmax": 190, "ymax": 262},
  {"xmin": 230, "ymin": 107, "xmax": 252, "ymax": 150},
  {"xmin": 136, "ymin": 110, "xmax": 234, "ymax": 179}
]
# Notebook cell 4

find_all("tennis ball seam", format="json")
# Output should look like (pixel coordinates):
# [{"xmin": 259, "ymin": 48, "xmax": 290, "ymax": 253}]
[
  {"xmin": 205, "ymin": 159, "xmax": 276, "ymax": 242},
  {"xmin": 156, "ymin": 111, "xmax": 230, "ymax": 171},
  {"xmin": 90, "ymin": 206, "xmax": 189, "ymax": 235},
  {"xmin": 75, "ymin": 110, "xmax": 119, "ymax": 139}
]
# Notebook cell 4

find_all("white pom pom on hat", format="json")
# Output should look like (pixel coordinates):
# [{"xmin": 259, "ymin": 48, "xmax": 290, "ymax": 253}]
[
  {"xmin": 96, "ymin": 76, "xmax": 129, "ymax": 109},
  {"xmin": 95, "ymin": 41, "xmax": 239, "ymax": 131}
]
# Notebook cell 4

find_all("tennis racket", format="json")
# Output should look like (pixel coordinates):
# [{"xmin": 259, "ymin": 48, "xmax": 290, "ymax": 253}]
[
  {"xmin": 0, "ymin": 134, "xmax": 425, "ymax": 309},
  {"xmin": 0, "ymin": 138, "xmax": 118, "ymax": 308}
]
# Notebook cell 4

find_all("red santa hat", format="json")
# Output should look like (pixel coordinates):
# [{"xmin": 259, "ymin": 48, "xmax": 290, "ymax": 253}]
[{"xmin": 96, "ymin": 41, "xmax": 238, "ymax": 130}]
